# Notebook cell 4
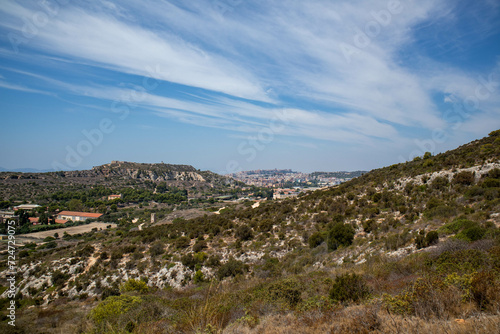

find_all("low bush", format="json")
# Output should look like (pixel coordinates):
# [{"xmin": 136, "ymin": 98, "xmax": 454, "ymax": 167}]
[
  {"xmin": 329, "ymin": 273, "xmax": 370, "ymax": 304},
  {"xmin": 308, "ymin": 232, "xmax": 324, "ymax": 248},
  {"xmin": 453, "ymin": 171, "xmax": 475, "ymax": 186},
  {"xmin": 266, "ymin": 278, "xmax": 302, "ymax": 307},
  {"xmin": 90, "ymin": 295, "xmax": 142, "ymax": 329},
  {"xmin": 120, "ymin": 278, "xmax": 149, "ymax": 294},
  {"xmin": 384, "ymin": 276, "xmax": 462, "ymax": 319},
  {"xmin": 149, "ymin": 242, "xmax": 165, "ymax": 256},
  {"xmin": 415, "ymin": 230, "xmax": 439, "ymax": 249},
  {"xmin": 327, "ymin": 222, "xmax": 355, "ymax": 251},
  {"xmin": 51, "ymin": 270, "xmax": 70, "ymax": 287},
  {"xmin": 174, "ymin": 236, "xmax": 191, "ymax": 249},
  {"xmin": 235, "ymin": 225, "xmax": 253, "ymax": 241},
  {"xmin": 217, "ymin": 258, "xmax": 247, "ymax": 280}
]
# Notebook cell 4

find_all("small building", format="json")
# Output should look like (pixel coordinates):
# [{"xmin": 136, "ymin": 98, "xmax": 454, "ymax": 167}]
[
  {"xmin": 273, "ymin": 188, "xmax": 300, "ymax": 200},
  {"xmin": 108, "ymin": 194, "xmax": 123, "ymax": 201},
  {"xmin": 29, "ymin": 217, "xmax": 68, "ymax": 225},
  {"xmin": 0, "ymin": 211, "xmax": 16, "ymax": 219},
  {"xmin": 0, "ymin": 211, "xmax": 17, "ymax": 225},
  {"xmin": 14, "ymin": 204, "xmax": 41, "ymax": 211},
  {"xmin": 57, "ymin": 211, "xmax": 103, "ymax": 222}
]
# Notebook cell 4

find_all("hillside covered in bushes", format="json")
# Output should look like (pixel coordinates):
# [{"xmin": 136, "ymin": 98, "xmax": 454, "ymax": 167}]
[{"xmin": 1, "ymin": 130, "xmax": 500, "ymax": 333}]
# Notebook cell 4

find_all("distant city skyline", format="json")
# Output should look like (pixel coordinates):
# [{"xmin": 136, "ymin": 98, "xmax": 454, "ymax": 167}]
[{"xmin": 1, "ymin": 1, "xmax": 499, "ymax": 174}]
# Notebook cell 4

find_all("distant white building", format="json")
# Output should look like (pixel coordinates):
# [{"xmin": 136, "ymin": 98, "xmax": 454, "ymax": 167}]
[
  {"xmin": 108, "ymin": 194, "xmax": 123, "ymax": 201},
  {"xmin": 14, "ymin": 204, "xmax": 41, "ymax": 211},
  {"xmin": 273, "ymin": 188, "xmax": 300, "ymax": 200},
  {"xmin": 0, "ymin": 211, "xmax": 16, "ymax": 218},
  {"xmin": 57, "ymin": 211, "xmax": 103, "ymax": 222}
]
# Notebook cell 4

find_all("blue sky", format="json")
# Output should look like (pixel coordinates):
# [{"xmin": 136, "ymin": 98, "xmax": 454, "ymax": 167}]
[{"xmin": 0, "ymin": 0, "xmax": 499, "ymax": 174}]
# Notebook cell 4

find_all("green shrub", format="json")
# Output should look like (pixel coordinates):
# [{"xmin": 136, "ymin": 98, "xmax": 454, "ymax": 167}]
[
  {"xmin": 415, "ymin": 230, "xmax": 439, "ymax": 249},
  {"xmin": 455, "ymin": 225, "xmax": 486, "ymax": 242},
  {"xmin": 362, "ymin": 219, "xmax": 377, "ymax": 233},
  {"xmin": 193, "ymin": 240, "xmax": 207, "ymax": 253},
  {"xmin": 19, "ymin": 250, "xmax": 30, "ymax": 258},
  {"xmin": 149, "ymin": 242, "xmax": 165, "ymax": 256},
  {"xmin": 217, "ymin": 258, "xmax": 247, "ymax": 280},
  {"xmin": 482, "ymin": 178, "xmax": 500, "ymax": 188},
  {"xmin": 51, "ymin": 270, "xmax": 70, "ymax": 286},
  {"xmin": 111, "ymin": 249, "xmax": 124, "ymax": 260},
  {"xmin": 327, "ymin": 222, "xmax": 355, "ymax": 251},
  {"xmin": 453, "ymin": 171, "xmax": 475, "ymax": 185},
  {"xmin": 39, "ymin": 240, "xmax": 57, "ymax": 249},
  {"xmin": 193, "ymin": 270, "xmax": 205, "ymax": 284},
  {"xmin": 122, "ymin": 244, "xmax": 137, "ymax": 254},
  {"xmin": 235, "ymin": 225, "xmax": 253, "ymax": 241},
  {"xmin": 79, "ymin": 244, "xmax": 95, "ymax": 257},
  {"xmin": 174, "ymin": 236, "xmax": 191, "ymax": 249},
  {"xmin": 385, "ymin": 231, "xmax": 411, "ymax": 250},
  {"xmin": 431, "ymin": 249, "xmax": 487, "ymax": 274},
  {"xmin": 431, "ymin": 176, "xmax": 449, "ymax": 190},
  {"xmin": 120, "ymin": 278, "xmax": 149, "ymax": 294},
  {"xmin": 101, "ymin": 286, "xmax": 120, "ymax": 300},
  {"xmin": 425, "ymin": 231, "xmax": 439, "ymax": 246},
  {"xmin": 181, "ymin": 253, "xmax": 198, "ymax": 270},
  {"xmin": 439, "ymin": 218, "xmax": 477, "ymax": 234},
  {"xmin": 90, "ymin": 295, "xmax": 142, "ymax": 325},
  {"xmin": 329, "ymin": 273, "xmax": 370, "ymax": 304},
  {"xmin": 308, "ymin": 232, "xmax": 324, "ymax": 248},
  {"xmin": 424, "ymin": 205, "xmax": 456, "ymax": 220},
  {"xmin": 206, "ymin": 255, "xmax": 221, "ymax": 268},
  {"xmin": 267, "ymin": 278, "xmax": 302, "ymax": 307},
  {"xmin": 486, "ymin": 168, "xmax": 500, "ymax": 179}
]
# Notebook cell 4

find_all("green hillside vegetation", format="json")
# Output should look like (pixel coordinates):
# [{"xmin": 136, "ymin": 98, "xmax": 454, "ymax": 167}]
[{"xmin": 1, "ymin": 131, "xmax": 500, "ymax": 333}]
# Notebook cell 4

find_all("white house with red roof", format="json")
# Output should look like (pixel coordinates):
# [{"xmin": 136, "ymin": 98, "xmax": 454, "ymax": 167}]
[{"xmin": 57, "ymin": 211, "xmax": 103, "ymax": 222}]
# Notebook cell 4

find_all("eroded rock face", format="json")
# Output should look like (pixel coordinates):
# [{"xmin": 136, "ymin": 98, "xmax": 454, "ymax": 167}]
[{"xmin": 0, "ymin": 161, "xmax": 236, "ymax": 200}]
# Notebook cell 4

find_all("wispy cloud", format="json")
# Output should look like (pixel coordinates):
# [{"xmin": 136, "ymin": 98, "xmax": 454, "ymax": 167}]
[
  {"xmin": 1, "ymin": 3, "xmax": 270, "ymax": 102},
  {"xmin": 0, "ymin": 0, "xmax": 499, "ymax": 154},
  {"xmin": 0, "ymin": 80, "xmax": 53, "ymax": 95}
]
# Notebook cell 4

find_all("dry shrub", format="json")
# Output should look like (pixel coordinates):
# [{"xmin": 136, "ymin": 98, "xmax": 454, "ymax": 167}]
[
  {"xmin": 223, "ymin": 313, "xmax": 332, "ymax": 334},
  {"xmin": 379, "ymin": 312, "xmax": 500, "ymax": 334},
  {"xmin": 384, "ymin": 276, "xmax": 465, "ymax": 320},
  {"xmin": 224, "ymin": 309, "xmax": 500, "ymax": 334},
  {"xmin": 471, "ymin": 271, "xmax": 500, "ymax": 312},
  {"xmin": 185, "ymin": 284, "xmax": 238, "ymax": 333},
  {"xmin": 329, "ymin": 305, "xmax": 381, "ymax": 334}
]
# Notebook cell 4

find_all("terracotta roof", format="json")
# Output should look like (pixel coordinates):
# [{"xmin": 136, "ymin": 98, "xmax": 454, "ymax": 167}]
[
  {"xmin": 57, "ymin": 211, "xmax": 103, "ymax": 218},
  {"xmin": 55, "ymin": 219, "xmax": 68, "ymax": 224}
]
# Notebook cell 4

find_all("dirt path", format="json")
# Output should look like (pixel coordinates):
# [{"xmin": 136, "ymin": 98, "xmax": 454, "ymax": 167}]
[
  {"xmin": 17, "ymin": 222, "xmax": 117, "ymax": 242},
  {"xmin": 214, "ymin": 207, "xmax": 226, "ymax": 215}
]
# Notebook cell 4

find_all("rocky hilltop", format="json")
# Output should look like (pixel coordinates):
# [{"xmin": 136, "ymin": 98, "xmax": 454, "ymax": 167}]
[
  {"xmin": 0, "ymin": 161, "xmax": 235, "ymax": 201},
  {"xmin": 91, "ymin": 161, "xmax": 207, "ymax": 182}
]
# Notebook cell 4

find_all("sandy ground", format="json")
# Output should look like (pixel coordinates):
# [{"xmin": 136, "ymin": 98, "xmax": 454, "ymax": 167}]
[{"xmin": 16, "ymin": 222, "xmax": 117, "ymax": 242}]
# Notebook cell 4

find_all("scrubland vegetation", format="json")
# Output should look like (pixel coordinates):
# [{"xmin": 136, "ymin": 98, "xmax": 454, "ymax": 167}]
[{"xmin": 1, "ymin": 130, "xmax": 500, "ymax": 333}]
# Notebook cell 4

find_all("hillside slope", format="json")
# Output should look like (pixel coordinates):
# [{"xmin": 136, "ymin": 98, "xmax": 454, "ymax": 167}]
[
  {"xmin": 1, "ymin": 131, "xmax": 500, "ymax": 333},
  {"xmin": 0, "ymin": 161, "xmax": 236, "ymax": 202}
]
